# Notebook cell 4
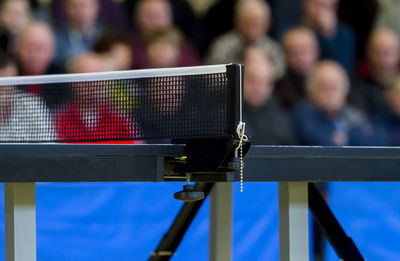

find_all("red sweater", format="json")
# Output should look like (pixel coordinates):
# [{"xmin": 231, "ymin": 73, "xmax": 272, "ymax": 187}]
[{"xmin": 55, "ymin": 105, "xmax": 138, "ymax": 144}]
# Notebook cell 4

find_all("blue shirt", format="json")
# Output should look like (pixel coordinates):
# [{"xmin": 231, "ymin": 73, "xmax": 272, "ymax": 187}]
[
  {"xmin": 54, "ymin": 23, "xmax": 102, "ymax": 66},
  {"xmin": 293, "ymin": 101, "xmax": 386, "ymax": 146},
  {"xmin": 316, "ymin": 23, "xmax": 356, "ymax": 73}
]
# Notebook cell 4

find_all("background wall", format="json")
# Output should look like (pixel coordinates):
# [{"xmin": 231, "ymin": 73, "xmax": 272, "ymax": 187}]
[{"xmin": 0, "ymin": 182, "xmax": 398, "ymax": 260}]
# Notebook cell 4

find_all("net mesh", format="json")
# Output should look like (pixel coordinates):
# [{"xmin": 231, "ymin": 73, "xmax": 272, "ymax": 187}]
[{"xmin": 0, "ymin": 65, "xmax": 239, "ymax": 143}]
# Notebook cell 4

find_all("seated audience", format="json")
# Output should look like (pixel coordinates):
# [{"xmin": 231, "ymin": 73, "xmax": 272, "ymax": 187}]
[
  {"xmin": 55, "ymin": 53, "xmax": 137, "ymax": 143},
  {"xmin": 0, "ymin": 50, "xmax": 54, "ymax": 141},
  {"xmin": 0, "ymin": 0, "xmax": 30, "ymax": 52},
  {"xmin": 302, "ymin": 0, "xmax": 356, "ymax": 73},
  {"xmin": 242, "ymin": 46, "xmax": 296, "ymax": 145},
  {"xmin": 352, "ymin": 28, "xmax": 400, "ymax": 115},
  {"xmin": 294, "ymin": 61, "xmax": 385, "ymax": 146},
  {"xmin": 93, "ymin": 31, "xmax": 132, "ymax": 71},
  {"xmin": 54, "ymin": 0, "xmax": 106, "ymax": 67},
  {"xmin": 275, "ymin": 27, "xmax": 319, "ymax": 110},
  {"xmin": 204, "ymin": 0, "xmax": 302, "ymax": 42},
  {"xmin": 131, "ymin": 0, "xmax": 200, "ymax": 69},
  {"xmin": 206, "ymin": 0, "xmax": 285, "ymax": 78},
  {"xmin": 126, "ymin": 0, "xmax": 203, "ymax": 52},
  {"xmin": 145, "ymin": 27, "xmax": 183, "ymax": 68}
]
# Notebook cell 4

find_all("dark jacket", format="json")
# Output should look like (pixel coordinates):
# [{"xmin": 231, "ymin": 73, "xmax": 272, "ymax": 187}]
[
  {"xmin": 243, "ymin": 98, "xmax": 297, "ymax": 145},
  {"xmin": 373, "ymin": 105, "xmax": 400, "ymax": 146},
  {"xmin": 350, "ymin": 77, "xmax": 386, "ymax": 116},
  {"xmin": 275, "ymin": 68, "xmax": 306, "ymax": 111},
  {"xmin": 293, "ymin": 101, "xmax": 386, "ymax": 146}
]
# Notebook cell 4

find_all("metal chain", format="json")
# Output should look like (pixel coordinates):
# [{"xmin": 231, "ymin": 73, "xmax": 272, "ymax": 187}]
[
  {"xmin": 236, "ymin": 122, "xmax": 248, "ymax": 192},
  {"xmin": 240, "ymin": 144, "xmax": 244, "ymax": 192}
]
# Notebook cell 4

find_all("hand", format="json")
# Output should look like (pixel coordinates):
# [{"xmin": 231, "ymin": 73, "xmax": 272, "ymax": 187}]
[
  {"xmin": 100, "ymin": 44, "xmax": 132, "ymax": 71},
  {"xmin": 109, "ymin": 44, "xmax": 132, "ymax": 70},
  {"xmin": 332, "ymin": 131, "xmax": 347, "ymax": 146}
]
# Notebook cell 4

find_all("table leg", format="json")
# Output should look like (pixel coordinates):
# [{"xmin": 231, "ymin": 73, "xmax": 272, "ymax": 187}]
[
  {"xmin": 279, "ymin": 182, "xmax": 309, "ymax": 261},
  {"xmin": 210, "ymin": 182, "xmax": 232, "ymax": 261},
  {"xmin": 4, "ymin": 182, "xmax": 36, "ymax": 261}
]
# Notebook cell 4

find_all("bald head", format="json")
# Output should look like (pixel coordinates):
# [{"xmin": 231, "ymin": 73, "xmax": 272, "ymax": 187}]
[
  {"xmin": 243, "ymin": 46, "xmax": 275, "ymax": 107},
  {"xmin": 368, "ymin": 28, "xmax": 399, "ymax": 51},
  {"xmin": 235, "ymin": 0, "xmax": 270, "ymax": 43},
  {"xmin": 283, "ymin": 27, "xmax": 319, "ymax": 75},
  {"xmin": 367, "ymin": 28, "xmax": 400, "ymax": 83},
  {"xmin": 307, "ymin": 61, "xmax": 349, "ymax": 114},
  {"xmin": 16, "ymin": 22, "xmax": 55, "ymax": 75}
]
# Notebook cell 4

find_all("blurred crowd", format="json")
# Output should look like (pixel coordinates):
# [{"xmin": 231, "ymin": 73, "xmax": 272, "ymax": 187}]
[{"xmin": 0, "ymin": 0, "xmax": 400, "ymax": 146}]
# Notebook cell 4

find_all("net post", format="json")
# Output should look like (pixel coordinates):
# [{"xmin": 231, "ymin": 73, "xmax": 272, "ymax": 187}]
[
  {"xmin": 226, "ymin": 64, "xmax": 244, "ymax": 139},
  {"xmin": 4, "ymin": 182, "xmax": 36, "ymax": 261},
  {"xmin": 279, "ymin": 182, "xmax": 309, "ymax": 261},
  {"xmin": 209, "ymin": 182, "xmax": 232, "ymax": 261}
]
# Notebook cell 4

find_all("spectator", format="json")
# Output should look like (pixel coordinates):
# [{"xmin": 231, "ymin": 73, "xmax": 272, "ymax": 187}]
[
  {"xmin": 93, "ymin": 31, "xmax": 132, "ymax": 71},
  {"xmin": 204, "ymin": 0, "xmax": 302, "ymax": 42},
  {"xmin": 0, "ymin": 0, "xmax": 30, "ymax": 52},
  {"xmin": 293, "ymin": 60, "xmax": 378, "ymax": 261},
  {"xmin": 352, "ymin": 28, "xmax": 400, "ymax": 115},
  {"xmin": 0, "ymin": 50, "xmax": 54, "ymax": 142},
  {"xmin": 366, "ymin": 28, "xmax": 399, "ymax": 87},
  {"xmin": 15, "ymin": 22, "xmax": 60, "ymax": 77},
  {"xmin": 275, "ymin": 27, "xmax": 319, "ymax": 110},
  {"xmin": 206, "ymin": 0, "xmax": 285, "ymax": 78},
  {"xmin": 54, "ymin": 0, "xmax": 106, "ymax": 67},
  {"xmin": 131, "ymin": 0, "xmax": 200, "ymax": 69},
  {"xmin": 294, "ymin": 61, "xmax": 384, "ymax": 146},
  {"xmin": 126, "ymin": 0, "xmax": 203, "ymax": 52},
  {"xmin": 242, "ymin": 45, "xmax": 296, "ymax": 145},
  {"xmin": 145, "ymin": 27, "xmax": 182, "ymax": 68},
  {"xmin": 56, "ymin": 53, "xmax": 137, "ymax": 143},
  {"xmin": 302, "ymin": 0, "xmax": 356, "ymax": 73},
  {"xmin": 14, "ymin": 21, "xmax": 64, "ymax": 101},
  {"xmin": 51, "ymin": 0, "xmax": 130, "ymax": 31}
]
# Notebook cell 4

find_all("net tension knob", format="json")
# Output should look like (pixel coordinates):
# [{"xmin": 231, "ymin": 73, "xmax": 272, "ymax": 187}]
[
  {"xmin": 174, "ymin": 173, "xmax": 204, "ymax": 202},
  {"xmin": 227, "ymin": 148, "xmax": 241, "ymax": 169}
]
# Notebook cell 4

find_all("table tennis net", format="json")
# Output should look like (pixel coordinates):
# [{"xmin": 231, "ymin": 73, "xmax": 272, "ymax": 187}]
[{"xmin": 0, "ymin": 64, "xmax": 242, "ymax": 142}]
